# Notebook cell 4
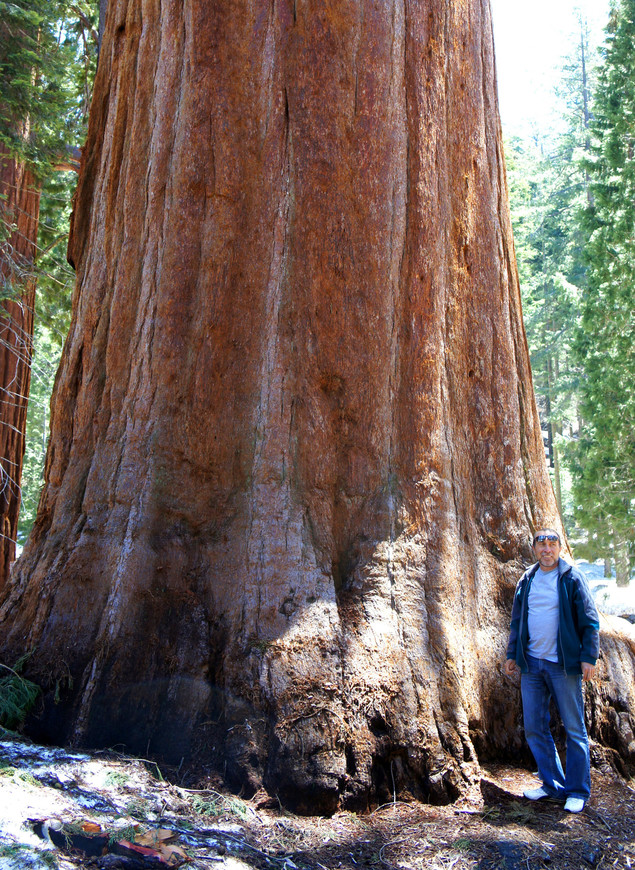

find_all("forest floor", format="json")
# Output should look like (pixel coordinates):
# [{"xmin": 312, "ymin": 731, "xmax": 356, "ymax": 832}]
[{"xmin": 1, "ymin": 736, "xmax": 634, "ymax": 870}]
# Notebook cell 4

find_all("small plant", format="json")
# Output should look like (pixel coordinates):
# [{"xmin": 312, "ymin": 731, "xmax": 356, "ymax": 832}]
[
  {"xmin": 14, "ymin": 770, "xmax": 41, "ymax": 787},
  {"xmin": 191, "ymin": 794, "xmax": 223, "ymax": 816},
  {"xmin": 40, "ymin": 850, "xmax": 58, "ymax": 868},
  {"xmin": 225, "ymin": 796, "xmax": 249, "ymax": 820},
  {"xmin": 190, "ymin": 790, "xmax": 250, "ymax": 820},
  {"xmin": 0, "ymin": 654, "xmax": 41, "ymax": 730},
  {"xmin": 175, "ymin": 819, "xmax": 194, "ymax": 831},
  {"xmin": 104, "ymin": 770, "xmax": 130, "ymax": 788},
  {"xmin": 453, "ymin": 837, "xmax": 473, "ymax": 852},
  {"xmin": 127, "ymin": 798, "xmax": 152, "ymax": 819},
  {"xmin": 0, "ymin": 763, "xmax": 41, "ymax": 787},
  {"xmin": 108, "ymin": 825, "xmax": 137, "ymax": 846},
  {"xmin": 39, "ymin": 851, "xmax": 59, "ymax": 870},
  {"xmin": 0, "ymin": 843, "xmax": 57, "ymax": 867}
]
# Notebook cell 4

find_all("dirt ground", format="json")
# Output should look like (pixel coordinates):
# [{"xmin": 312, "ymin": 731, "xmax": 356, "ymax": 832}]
[
  {"xmin": 200, "ymin": 764, "xmax": 635, "ymax": 870},
  {"xmin": 0, "ymin": 737, "xmax": 634, "ymax": 870},
  {"xmin": 264, "ymin": 765, "xmax": 635, "ymax": 870}
]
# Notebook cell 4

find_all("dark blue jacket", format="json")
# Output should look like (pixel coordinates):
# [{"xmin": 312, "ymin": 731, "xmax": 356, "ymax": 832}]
[{"xmin": 506, "ymin": 558, "xmax": 600, "ymax": 675}]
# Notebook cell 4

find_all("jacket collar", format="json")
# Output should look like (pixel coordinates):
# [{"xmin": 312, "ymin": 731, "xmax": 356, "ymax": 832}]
[{"xmin": 527, "ymin": 557, "xmax": 572, "ymax": 580}]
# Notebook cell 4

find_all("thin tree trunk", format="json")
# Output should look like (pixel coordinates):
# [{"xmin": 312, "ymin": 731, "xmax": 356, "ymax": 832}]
[
  {"xmin": 1, "ymin": 0, "xmax": 634, "ymax": 809},
  {"xmin": 544, "ymin": 319, "xmax": 564, "ymax": 522},
  {"xmin": 579, "ymin": 20, "xmax": 595, "ymax": 208},
  {"xmin": 0, "ymin": 146, "xmax": 40, "ymax": 589},
  {"xmin": 546, "ymin": 355, "xmax": 563, "ymax": 519},
  {"xmin": 552, "ymin": 439, "xmax": 563, "ymax": 520},
  {"xmin": 614, "ymin": 535, "xmax": 630, "ymax": 587}
]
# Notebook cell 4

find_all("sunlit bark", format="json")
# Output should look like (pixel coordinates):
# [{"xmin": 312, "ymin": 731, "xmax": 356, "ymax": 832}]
[{"xmin": 1, "ymin": 0, "xmax": 633, "ymax": 811}]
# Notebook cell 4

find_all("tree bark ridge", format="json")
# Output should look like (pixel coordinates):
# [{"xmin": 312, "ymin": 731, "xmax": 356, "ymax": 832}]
[{"xmin": 1, "ymin": 0, "xmax": 633, "ymax": 812}]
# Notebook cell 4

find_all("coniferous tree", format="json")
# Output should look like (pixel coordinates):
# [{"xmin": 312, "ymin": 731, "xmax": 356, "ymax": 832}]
[
  {"xmin": 0, "ymin": 0, "xmax": 97, "ymax": 577},
  {"xmin": 570, "ymin": 0, "xmax": 635, "ymax": 584},
  {"xmin": 17, "ymin": 170, "xmax": 75, "ymax": 544},
  {"xmin": 505, "ymin": 22, "xmax": 598, "ymax": 529}
]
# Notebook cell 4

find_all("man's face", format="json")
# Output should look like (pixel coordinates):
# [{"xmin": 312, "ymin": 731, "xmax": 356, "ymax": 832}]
[{"xmin": 532, "ymin": 530, "xmax": 561, "ymax": 570}]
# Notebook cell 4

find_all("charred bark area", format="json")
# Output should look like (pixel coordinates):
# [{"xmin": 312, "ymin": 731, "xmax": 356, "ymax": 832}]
[
  {"xmin": 0, "ymin": 148, "xmax": 39, "ymax": 589},
  {"xmin": 1, "ymin": 0, "xmax": 634, "ymax": 813}
]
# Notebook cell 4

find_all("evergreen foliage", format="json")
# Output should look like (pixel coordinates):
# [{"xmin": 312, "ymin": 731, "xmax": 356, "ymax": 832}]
[
  {"xmin": 0, "ymin": 2, "xmax": 97, "ymax": 544},
  {"xmin": 507, "ymin": 11, "xmax": 633, "ymax": 579},
  {"xmin": 569, "ymin": 0, "xmax": 635, "ymax": 578},
  {"xmin": 17, "ymin": 171, "xmax": 75, "ymax": 542},
  {"xmin": 18, "ymin": 325, "xmax": 63, "ymax": 542},
  {"xmin": 0, "ymin": 0, "xmax": 97, "ymax": 173},
  {"xmin": 505, "ymin": 22, "xmax": 598, "ymax": 528},
  {"xmin": 0, "ymin": 654, "xmax": 40, "ymax": 732}
]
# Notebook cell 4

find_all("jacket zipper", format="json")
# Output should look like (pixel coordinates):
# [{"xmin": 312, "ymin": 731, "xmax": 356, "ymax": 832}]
[
  {"xmin": 557, "ymin": 569, "xmax": 569, "ymax": 675},
  {"xmin": 519, "ymin": 572, "xmax": 531, "ymax": 670}
]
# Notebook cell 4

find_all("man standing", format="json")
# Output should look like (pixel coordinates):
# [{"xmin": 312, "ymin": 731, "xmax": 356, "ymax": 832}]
[{"xmin": 505, "ymin": 529, "xmax": 600, "ymax": 813}]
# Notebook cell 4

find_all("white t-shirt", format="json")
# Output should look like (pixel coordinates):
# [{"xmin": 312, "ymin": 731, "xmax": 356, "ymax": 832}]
[{"xmin": 527, "ymin": 567, "xmax": 560, "ymax": 662}]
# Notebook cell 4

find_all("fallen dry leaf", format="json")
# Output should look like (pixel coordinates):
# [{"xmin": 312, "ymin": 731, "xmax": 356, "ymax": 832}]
[
  {"xmin": 80, "ymin": 821, "xmax": 102, "ymax": 834},
  {"xmin": 136, "ymin": 828, "xmax": 176, "ymax": 846},
  {"xmin": 159, "ymin": 843, "xmax": 190, "ymax": 864}
]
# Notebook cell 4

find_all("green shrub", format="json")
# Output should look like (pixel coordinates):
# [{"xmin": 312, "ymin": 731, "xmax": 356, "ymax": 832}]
[{"xmin": 0, "ymin": 654, "xmax": 41, "ymax": 731}]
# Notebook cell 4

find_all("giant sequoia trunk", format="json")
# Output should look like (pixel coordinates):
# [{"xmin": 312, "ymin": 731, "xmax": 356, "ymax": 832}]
[
  {"xmin": 0, "ymin": 147, "xmax": 39, "ymax": 588},
  {"xmin": 1, "ymin": 0, "xmax": 634, "ymax": 812}
]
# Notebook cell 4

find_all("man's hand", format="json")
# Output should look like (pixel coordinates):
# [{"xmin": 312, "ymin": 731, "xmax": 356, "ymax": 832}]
[
  {"xmin": 504, "ymin": 659, "xmax": 519, "ymax": 677},
  {"xmin": 581, "ymin": 662, "xmax": 596, "ymax": 682}
]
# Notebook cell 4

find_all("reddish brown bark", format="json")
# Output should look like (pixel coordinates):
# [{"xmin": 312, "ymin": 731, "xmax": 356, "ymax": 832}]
[
  {"xmin": 0, "ymin": 147, "xmax": 39, "ymax": 588},
  {"xmin": 1, "ymin": 0, "xmax": 633, "ymax": 812}
]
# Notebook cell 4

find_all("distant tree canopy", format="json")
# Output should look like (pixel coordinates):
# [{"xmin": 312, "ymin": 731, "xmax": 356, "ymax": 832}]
[
  {"xmin": 505, "ymin": 10, "xmax": 634, "ymax": 582},
  {"xmin": 504, "ymin": 133, "xmax": 584, "ymax": 521},
  {"xmin": 0, "ymin": 0, "xmax": 96, "ymax": 172},
  {"xmin": 504, "ymin": 23, "xmax": 594, "ymax": 525},
  {"xmin": 571, "ymin": 0, "xmax": 635, "ymax": 582},
  {"xmin": 0, "ymin": 1, "xmax": 98, "ymax": 548}
]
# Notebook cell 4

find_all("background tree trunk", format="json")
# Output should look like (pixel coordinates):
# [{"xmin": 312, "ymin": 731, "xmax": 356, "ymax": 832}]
[
  {"xmin": 97, "ymin": 0, "xmax": 108, "ymax": 56},
  {"xmin": 1, "ymin": 0, "xmax": 633, "ymax": 812},
  {"xmin": 0, "ymin": 147, "xmax": 40, "ymax": 589},
  {"xmin": 614, "ymin": 534, "xmax": 630, "ymax": 587}
]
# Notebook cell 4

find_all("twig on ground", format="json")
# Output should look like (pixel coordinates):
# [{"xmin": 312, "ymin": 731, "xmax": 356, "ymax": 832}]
[
  {"xmin": 587, "ymin": 810, "xmax": 613, "ymax": 832},
  {"xmin": 371, "ymin": 800, "xmax": 417, "ymax": 814},
  {"xmin": 379, "ymin": 837, "xmax": 409, "ymax": 864}
]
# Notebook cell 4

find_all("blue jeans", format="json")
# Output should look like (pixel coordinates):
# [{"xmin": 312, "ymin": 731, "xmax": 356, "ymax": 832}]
[{"xmin": 521, "ymin": 654, "xmax": 590, "ymax": 801}]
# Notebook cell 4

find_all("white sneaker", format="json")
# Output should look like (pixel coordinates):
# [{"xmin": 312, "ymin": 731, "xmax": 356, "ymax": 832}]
[
  {"xmin": 523, "ymin": 786, "xmax": 550, "ymax": 800},
  {"xmin": 564, "ymin": 797, "xmax": 585, "ymax": 813}
]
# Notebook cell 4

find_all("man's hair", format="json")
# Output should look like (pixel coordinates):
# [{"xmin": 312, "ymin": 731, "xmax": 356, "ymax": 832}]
[{"xmin": 532, "ymin": 528, "xmax": 561, "ymax": 545}]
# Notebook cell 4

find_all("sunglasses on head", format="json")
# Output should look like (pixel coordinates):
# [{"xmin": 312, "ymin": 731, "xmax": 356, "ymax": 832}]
[{"xmin": 533, "ymin": 534, "xmax": 559, "ymax": 544}]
